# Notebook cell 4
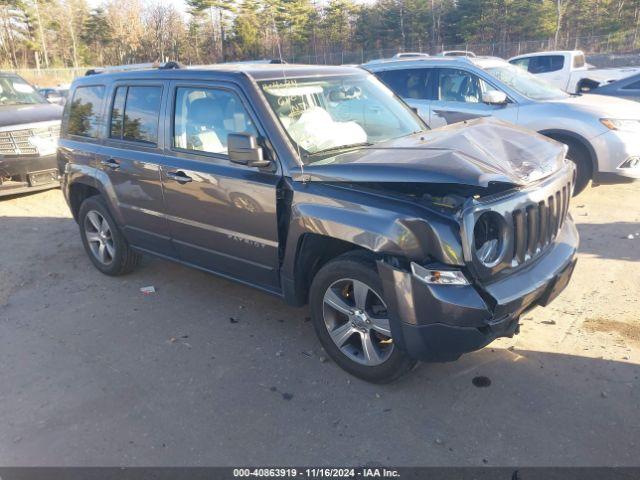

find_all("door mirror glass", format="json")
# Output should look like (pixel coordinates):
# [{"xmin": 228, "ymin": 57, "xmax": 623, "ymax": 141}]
[
  {"xmin": 483, "ymin": 90, "xmax": 508, "ymax": 105},
  {"xmin": 228, "ymin": 133, "xmax": 270, "ymax": 168},
  {"xmin": 45, "ymin": 93, "xmax": 62, "ymax": 103}
]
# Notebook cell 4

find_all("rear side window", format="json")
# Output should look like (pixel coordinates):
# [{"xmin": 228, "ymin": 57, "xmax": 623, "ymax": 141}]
[
  {"xmin": 375, "ymin": 69, "xmax": 434, "ymax": 100},
  {"xmin": 528, "ymin": 55, "xmax": 564, "ymax": 74},
  {"xmin": 110, "ymin": 87, "xmax": 126, "ymax": 139},
  {"xmin": 67, "ymin": 85, "xmax": 105, "ymax": 138},
  {"xmin": 109, "ymin": 86, "xmax": 162, "ymax": 145},
  {"xmin": 573, "ymin": 54, "xmax": 586, "ymax": 68}
]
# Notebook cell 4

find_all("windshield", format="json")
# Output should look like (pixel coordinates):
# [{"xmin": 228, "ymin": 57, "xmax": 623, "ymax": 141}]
[
  {"xmin": 485, "ymin": 64, "xmax": 570, "ymax": 100},
  {"xmin": 258, "ymin": 74, "xmax": 424, "ymax": 163},
  {"xmin": 0, "ymin": 75, "xmax": 46, "ymax": 106}
]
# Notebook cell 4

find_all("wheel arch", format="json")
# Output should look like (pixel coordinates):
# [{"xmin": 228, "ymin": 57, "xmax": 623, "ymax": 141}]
[
  {"xmin": 67, "ymin": 174, "xmax": 124, "ymax": 225},
  {"xmin": 68, "ymin": 181, "xmax": 101, "ymax": 222},
  {"xmin": 538, "ymin": 129, "xmax": 597, "ymax": 174},
  {"xmin": 282, "ymin": 233, "xmax": 377, "ymax": 307}
]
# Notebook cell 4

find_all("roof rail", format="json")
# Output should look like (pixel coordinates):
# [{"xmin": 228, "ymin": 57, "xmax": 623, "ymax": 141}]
[{"xmin": 85, "ymin": 61, "xmax": 183, "ymax": 76}]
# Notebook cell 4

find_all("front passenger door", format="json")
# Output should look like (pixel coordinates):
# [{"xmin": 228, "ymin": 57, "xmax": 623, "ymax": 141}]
[
  {"xmin": 160, "ymin": 82, "xmax": 281, "ymax": 292},
  {"xmin": 429, "ymin": 68, "xmax": 517, "ymax": 128}
]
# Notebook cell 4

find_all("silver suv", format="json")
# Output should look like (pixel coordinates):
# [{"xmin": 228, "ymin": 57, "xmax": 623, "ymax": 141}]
[{"xmin": 365, "ymin": 56, "xmax": 640, "ymax": 194}]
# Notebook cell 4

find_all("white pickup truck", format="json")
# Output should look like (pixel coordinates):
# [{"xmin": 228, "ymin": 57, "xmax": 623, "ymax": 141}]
[{"xmin": 508, "ymin": 50, "xmax": 640, "ymax": 93}]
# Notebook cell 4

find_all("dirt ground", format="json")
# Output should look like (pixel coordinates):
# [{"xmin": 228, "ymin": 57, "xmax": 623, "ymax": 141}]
[{"xmin": 0, "ymin": 181, "xmax": 638, "ymax": 466}]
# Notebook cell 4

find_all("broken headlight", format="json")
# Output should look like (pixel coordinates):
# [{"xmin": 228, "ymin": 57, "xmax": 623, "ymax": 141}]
[{"xmin": 473, "ymin": 211, "xmax": 507, "ymax": 267}]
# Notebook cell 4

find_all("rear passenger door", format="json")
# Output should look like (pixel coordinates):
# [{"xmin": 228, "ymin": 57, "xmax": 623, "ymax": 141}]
[
  {"xmin": 159, "ymin": 81, "xmax": 281, "ymax": 292},
  {"xmin": 375, "ymin": 67, "xmax": 434, "ymax": 121},
  {"xmin": 96, "ymin": 81, "xmax": 173, "ymax": 255}
]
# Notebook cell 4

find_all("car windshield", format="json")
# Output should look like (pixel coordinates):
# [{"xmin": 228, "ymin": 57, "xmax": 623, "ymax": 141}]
[
  {"xmin": 258, "ymin": 74, "xmax": 424, "ymax": 163},
  {"xmin": 485, "ymin": 64, "xmax": 570, "ymax": 100},
  {"xmin": 0, "ymin": 75, "xmax": 46, "ymax": 106}
]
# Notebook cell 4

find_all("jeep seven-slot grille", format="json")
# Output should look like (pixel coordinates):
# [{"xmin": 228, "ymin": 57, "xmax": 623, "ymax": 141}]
[
  {"xmin": 510, "ymin": 180, "xmax": 572, "ymax": 266},
  {"xmin": 0, "ymin": 125, "xmax": 60, "ymax": 156}
]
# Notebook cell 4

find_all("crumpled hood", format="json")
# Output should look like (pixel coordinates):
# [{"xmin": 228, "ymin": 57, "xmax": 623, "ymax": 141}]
[
  {"xmin": 549, "ymin": 93, "xmax": 640, "ymax": 120},
  {"xmin": 299, "ymin": 117, "xmax": 566, "ymax": 189},
  {"xmin": 0, "ymin": 102, "xmax": 62, "ymax": 129}
]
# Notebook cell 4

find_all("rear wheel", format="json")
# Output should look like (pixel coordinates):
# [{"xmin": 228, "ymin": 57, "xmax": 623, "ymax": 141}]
[
  {"xmin": 78, "ymin": 195, "xmax": 141, "ymax": 276},
  {"xmin": 309, "ymin": 252, "xmax": 416, "ymax": 383}
]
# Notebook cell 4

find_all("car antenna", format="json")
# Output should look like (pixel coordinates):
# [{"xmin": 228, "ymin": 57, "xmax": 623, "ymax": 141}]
[{"xmin": 271, "ymin": 12, "xmax": 306, "ymax": 178}]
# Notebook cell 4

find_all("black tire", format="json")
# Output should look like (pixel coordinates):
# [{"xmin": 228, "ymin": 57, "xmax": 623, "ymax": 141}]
[
  {"xmin": 309, "ymin": 251, "xmax": 417, "ymax": 383},
  {"xmin": 564, "ymin": 140, "xmax": 592, "ymax": 195},
  {"xmin": 78, "ymin": 195, "xmax": 141, "ymax": 276}
]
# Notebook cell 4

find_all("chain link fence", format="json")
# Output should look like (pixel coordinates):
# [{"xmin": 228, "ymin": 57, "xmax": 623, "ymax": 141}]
[
  {"xmin": 284, "ymin": 30, "xmax": 640, "ymax": 66},
  {"xmin": 8, "ymin": 67, "xmax": 94, "ymax": 87},
  {"xmin": 9, "ymin": 30, "xmax": 640, "ymax": 85}
]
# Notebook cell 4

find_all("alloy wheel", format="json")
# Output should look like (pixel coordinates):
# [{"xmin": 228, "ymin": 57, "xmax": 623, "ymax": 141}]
[
  {"xmin": 84, "ymin": 210, "xmax": 115, "ymax": 265},
  {"xmin": 322, "ymin": 278, "xmax": 393, "ymax": 366}
]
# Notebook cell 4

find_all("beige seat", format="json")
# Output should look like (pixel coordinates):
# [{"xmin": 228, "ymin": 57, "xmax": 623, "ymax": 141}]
[{"xmin": 185, "ymin": 97, "xmax": 226, "ymax": 154}]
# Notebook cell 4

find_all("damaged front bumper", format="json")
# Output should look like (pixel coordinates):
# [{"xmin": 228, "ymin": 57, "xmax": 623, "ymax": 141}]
[
  {"xmin": 378, "ymin": 217, "xmax": 579, "ymax": 362},
  {"xmin": 0, "ymin": 153, "xmax": 60, "ymax": 197}
]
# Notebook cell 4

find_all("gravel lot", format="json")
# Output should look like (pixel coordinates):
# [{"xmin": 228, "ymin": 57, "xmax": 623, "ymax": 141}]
[{"xmin": 0, "ymin": 182, "xmax": 639, "ymax": 466}]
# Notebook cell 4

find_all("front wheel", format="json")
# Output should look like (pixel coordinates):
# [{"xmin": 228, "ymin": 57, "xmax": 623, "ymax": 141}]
[
  {"xmin": 564, "ymin": 141, "xmax": 592, "ymax": 195},
  {"xmin": 309, "ymin": 252, "xmax": 416, "ymax": 383}
]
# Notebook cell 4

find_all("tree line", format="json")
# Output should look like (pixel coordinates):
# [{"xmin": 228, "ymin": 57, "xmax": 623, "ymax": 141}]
[{"xmin": 2, "ymin": 0, "xmax": 640, "ymax": 69}]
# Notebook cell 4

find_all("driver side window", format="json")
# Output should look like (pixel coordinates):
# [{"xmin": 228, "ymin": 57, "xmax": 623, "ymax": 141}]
[
  {"xmin": 173, "ymin": 87, "xmax": 257, "ymax": 156},
  {"xmin": 437, "ymin": 69, "xmax": 488, "ymax": 103}
]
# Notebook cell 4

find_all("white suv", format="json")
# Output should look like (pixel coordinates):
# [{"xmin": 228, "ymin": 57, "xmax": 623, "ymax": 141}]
[{"xmin": 364, "ymin": 56, "xmax": 640, "ymax": 194}]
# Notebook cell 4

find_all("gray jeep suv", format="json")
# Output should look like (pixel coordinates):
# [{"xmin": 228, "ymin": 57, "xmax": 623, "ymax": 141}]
[{"xmin": 59, "ymin": 63, "xmax": 578, "ymax": 382}]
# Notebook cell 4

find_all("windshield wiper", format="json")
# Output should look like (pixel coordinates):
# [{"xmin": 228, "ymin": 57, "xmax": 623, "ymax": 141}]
[{"xmin": 306, "ymin": 142, "xmax": 374, "ymax": 158}]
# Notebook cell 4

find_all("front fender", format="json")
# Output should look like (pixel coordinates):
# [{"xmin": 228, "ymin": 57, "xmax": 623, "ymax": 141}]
[{"xmin": 281, "ymin": 182, "xmax": 465, "ymax": 276}]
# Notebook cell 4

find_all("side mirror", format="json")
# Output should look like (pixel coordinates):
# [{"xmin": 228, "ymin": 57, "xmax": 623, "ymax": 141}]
[
  {"xmin": 228, "ymin": 133, "xmax": 270, "ymax": 168},
  {"xmin": 483, "ymin": 90, "xmax": 508, "ymax": 105},
  {"xmin": 46, "ymin": 94, "xmax": 63, "ymax": 104}
]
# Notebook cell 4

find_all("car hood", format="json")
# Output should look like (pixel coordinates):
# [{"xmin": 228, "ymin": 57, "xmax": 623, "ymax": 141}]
[
  {"xmin": 548, "ymin": 93, "xmax": 640, "ymax": 119},
  {"xmin": 0, "ymin": 102, "xmax": 62, "ymax": 129},
  {"xmin": 296, "ymin": 118, "xmax": 566, "ymax": 189}
]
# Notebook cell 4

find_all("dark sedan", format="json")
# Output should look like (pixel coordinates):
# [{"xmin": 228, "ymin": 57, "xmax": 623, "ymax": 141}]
[{"xmin": 590, "ymin": 72, "xmax": 640, "ymax": 101}]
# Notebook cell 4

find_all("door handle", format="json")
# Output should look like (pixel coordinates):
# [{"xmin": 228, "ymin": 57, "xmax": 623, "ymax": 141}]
[
  {"xmin": 100, "ymin": 158, "xmax": 120, "ymax": 170},
  {"xmin": 166, "ymin": 170, "xmax": 193, "ymax": 184}
]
